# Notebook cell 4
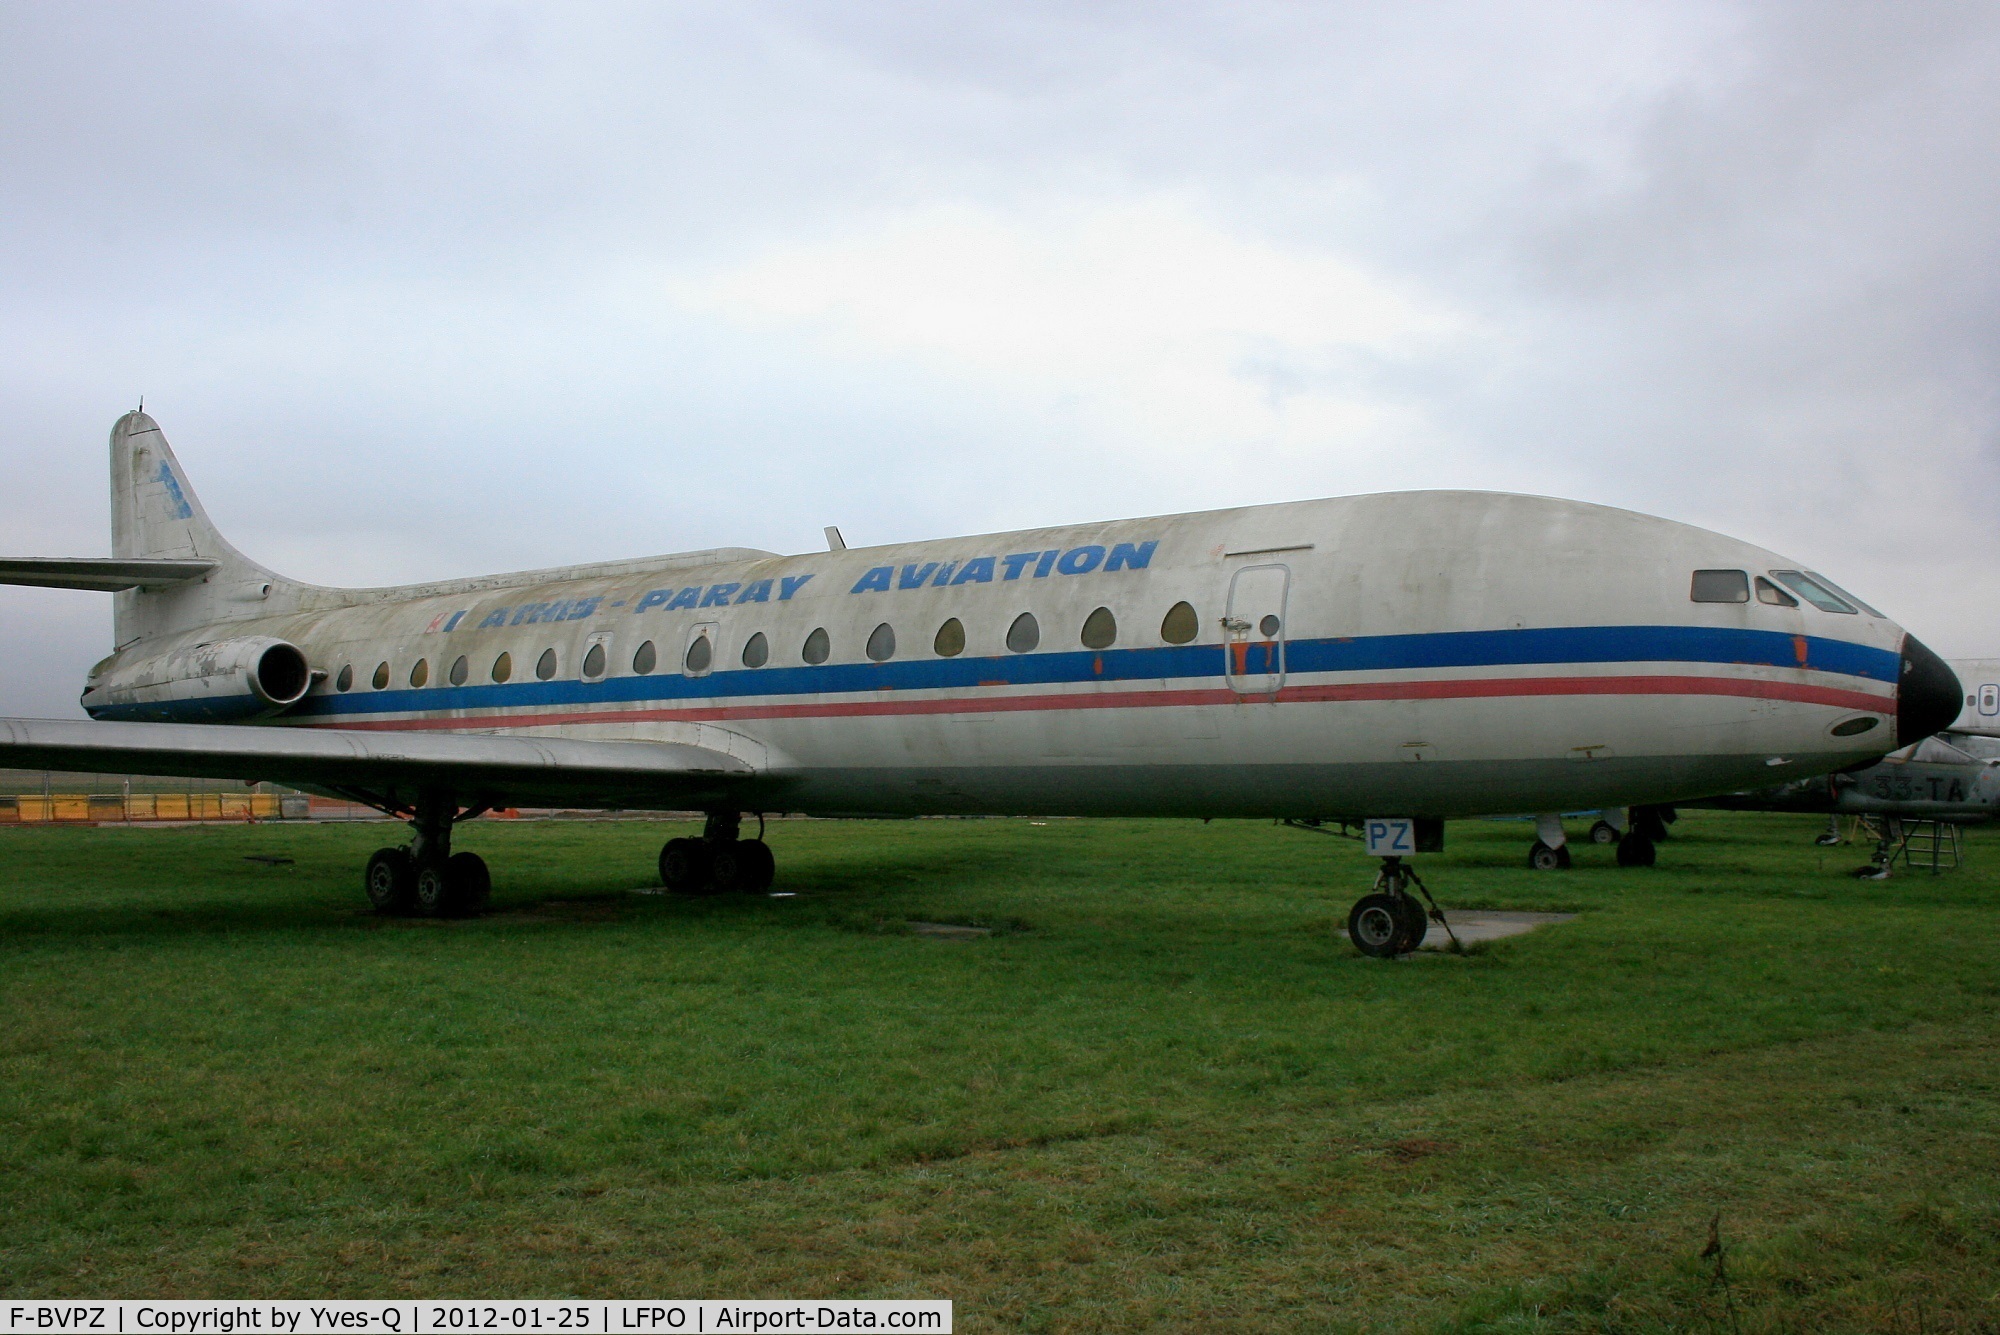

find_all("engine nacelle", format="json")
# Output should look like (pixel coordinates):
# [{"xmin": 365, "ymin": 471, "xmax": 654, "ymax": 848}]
[{"xmin": 82, "ymin": 636, "xmax": 313, "ymax": 722}]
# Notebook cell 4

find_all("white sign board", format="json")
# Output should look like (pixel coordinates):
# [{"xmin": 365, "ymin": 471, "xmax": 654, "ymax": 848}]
[{"xmin": 1363, "ymin": 818, "xmax": 1416, "ymax": 857}]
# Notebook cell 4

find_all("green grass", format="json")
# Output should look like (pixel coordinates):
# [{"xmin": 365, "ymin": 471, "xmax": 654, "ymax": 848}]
[{"xmin": 2, "ymin": 812, "xmax": 1998, "ymax": 1330}]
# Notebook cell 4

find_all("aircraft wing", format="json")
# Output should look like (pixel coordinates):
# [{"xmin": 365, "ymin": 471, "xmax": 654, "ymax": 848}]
[
  {"xmin": 0, "ymin": 717, "xmax": 756, "ymax": 812},
  {"xmin": 0, "ymin": 558, "xmax": 218, "ymax": 591}
]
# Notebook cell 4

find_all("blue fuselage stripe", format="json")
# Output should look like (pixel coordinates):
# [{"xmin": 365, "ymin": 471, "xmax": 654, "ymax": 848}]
[{"xmin": 86, "ymin": 623, "xmax": 1899, "ymax": 724}]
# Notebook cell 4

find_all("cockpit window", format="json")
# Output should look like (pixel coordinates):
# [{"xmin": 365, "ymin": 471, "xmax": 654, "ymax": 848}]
[
  {"xmin": 1770, "ymin": 571, "xmax": 1855, "ymax": 614},
  {"xmin": 1690, "ymin": 570, "xmax": 1749, "ymax": 603},
  {"xmin": 1804, "ymin": 572, "xmax": 1884, "ymax": 618},
  {"xmin": 1755, "ymin": 577, "xmax": 1798, "ymax": 608}
]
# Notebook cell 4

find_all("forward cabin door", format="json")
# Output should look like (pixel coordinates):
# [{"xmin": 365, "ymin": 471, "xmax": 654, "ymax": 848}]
[{"xmin": 1225, "ymin": 564, "xmax": 1289, "ymax": 698}]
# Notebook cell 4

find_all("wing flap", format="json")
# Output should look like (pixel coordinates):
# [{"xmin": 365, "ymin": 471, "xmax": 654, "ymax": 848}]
[
  {"xmin": 0, "ymin": 717, "xmax": 757, "ymax": 811},
  {"xmin": 0, "ymin": 558, "xmax": 218, "ymax": 591}
]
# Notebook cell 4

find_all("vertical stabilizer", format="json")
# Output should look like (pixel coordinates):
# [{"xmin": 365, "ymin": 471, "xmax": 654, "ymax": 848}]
[{"xmin": 110, "ymin": 412, "xmax": 297, "ymax": 645}]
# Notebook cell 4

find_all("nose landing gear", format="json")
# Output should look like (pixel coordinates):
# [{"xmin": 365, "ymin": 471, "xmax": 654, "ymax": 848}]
[
  {"xmin": 1348, "ymin": 857, "xmax": 1459, "ymax": 958},
  {"xmin": 660, "ymin": 811, "xmax": 776, "ymax": 894}
]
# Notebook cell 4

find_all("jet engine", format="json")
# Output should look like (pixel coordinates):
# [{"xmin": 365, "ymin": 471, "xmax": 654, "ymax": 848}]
[{"xmin": 82, "ymin": 636, "xmax": 314, "ymax": 723}]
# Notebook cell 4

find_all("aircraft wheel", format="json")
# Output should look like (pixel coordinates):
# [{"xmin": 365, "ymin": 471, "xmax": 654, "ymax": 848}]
[
  {"xmin": 1853, "ymin": 863, "xmax": 1891, "ymax": 880},
  {"xmin": 1814, "ymin": 833, "xmax": 1842, "ymax": 847},
  {"xmin": 446, "ymin": 852, "xmax": 491, "ymax": 914},
  {"xmin": 732, "ymin": 839, "xmax": 776, "ymax": 894},
  {"xmin": 1634, "ymin": 806, "xmax": 1671, "ymax": 842},
  {"xmin": 660, "ymin": 837, "xmax": 714, "ymax": 894},
  {"xmin": 413, "ymin": 859, "xmax": 452, "ymax": 917},
  {"xmin": 364, "ymin": 847, "xmax": 415, "ymax": 914},
  {"xmin": 1528, "ymin": 840, "xmax": 1571, "ymax": 871},
  {"xmin": 1589, "ymin": 820, "xmax": 1621, "ymax": 845},
  {"xmin": 1392, "ymin": 894, "xmax": 1430, "ymax": 952},
  {"xmin": 1615, "ymin": 834, "xmax": 1657, "ymax": 868},
  {"xmin": 1348, "ymin": 893, "xmax": 1406, "ymax": 958}
]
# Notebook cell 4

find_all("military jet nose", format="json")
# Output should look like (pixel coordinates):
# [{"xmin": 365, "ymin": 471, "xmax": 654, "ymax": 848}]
[{"xmin": 1897, "ymin": 635, "xmax": 1961, "ymax": 745}]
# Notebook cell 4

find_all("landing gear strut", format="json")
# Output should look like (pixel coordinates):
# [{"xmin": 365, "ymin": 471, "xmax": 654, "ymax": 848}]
[
  {"xmin": 1527, "ymin": 813, "xmax": 1572, "ymax": 870},
  {"xmin": 660, "ymin": 811, "xmax": 776, "ymax": 895},
  {"xmin": 362, "ymin": 789, "xmax": 490, "ymax": 917},
  {"xmin": 1348, "ymin": 857, "xmax": 1458, "ymax": 958}
]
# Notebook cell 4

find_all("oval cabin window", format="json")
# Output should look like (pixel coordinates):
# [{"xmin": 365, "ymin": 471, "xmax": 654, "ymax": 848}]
[
  {"xmin": 448, "ymin": 655, "xmax": 469, "ymax": 686},
  {"xmin": 1006, "ymin": 612, "xmax": 1040, "ymax": 653},
  {"xmin": 1081, "ymin": 606, "xmax": 1116, "ymax": 649},
  {"xmin": 934, "ymin": 618, "xmax": 966, "ymax": 658},
  {"xmin": 372, "ymin": 662, "xmax": 390, "ymax": 690},
  {"xmin": 491, "ymin": 651, "xmax": 513, "ymax": 683},
  {"xmin": 867, "ymin": 623, "xmax": 897, "ymax": 662},
  {"xmin": 685, "ymin": 634, "xmax": 712, "ymax": 674},
  {"xmin": 336, "ymin": 664, "xmax": 353, "ymax": 692},
  {"xmin": 409, "ymin": 659, "xmax": 429, "ymax": 688},
  {"xmin": 632, "ymin": 640, "xmax": 656, "ymax": 675},
  {"xmin": 1259, "ymin": 614, "xmax": 1281, "ymax": 638},
  {"xmin": 536, "ymin": 648, "xmax": 558, "ymax": 681},
  {"xmin": 582, "ymin": 643, "xmax": 606, "ymax": 679},
  {"xmin": 1160, "ymin": 601, "xmax": 1198, "ymax": 645},
  {"xmin": 741, "ymin": 632, "xmax": 769, "ymax": 668},
  {"xmin": 803, "ymin": 627, "xmax": 830, "ymax": 665}
]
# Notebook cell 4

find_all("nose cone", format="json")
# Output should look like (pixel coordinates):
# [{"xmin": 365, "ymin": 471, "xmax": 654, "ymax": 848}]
[{"xmin": 1897, "ymin": 635, "xmax": 1961, "ymax": 745}]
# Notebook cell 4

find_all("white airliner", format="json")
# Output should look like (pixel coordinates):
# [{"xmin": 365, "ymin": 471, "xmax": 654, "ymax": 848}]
[{"xmin": 0, "ymin": 412, "xmax": 1962, "ymax": 955}]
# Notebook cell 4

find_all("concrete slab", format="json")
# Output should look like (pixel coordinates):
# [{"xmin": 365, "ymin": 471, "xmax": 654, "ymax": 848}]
[{"xmin": 1417, "ymin": 910, "xmax": 1575, "ymax": 949}]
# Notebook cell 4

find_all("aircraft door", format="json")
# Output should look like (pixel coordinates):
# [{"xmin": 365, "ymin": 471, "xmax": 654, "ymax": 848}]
[{"xmin": 1224, "ymin": 563, "xmax": 1289, "ymax": 698}]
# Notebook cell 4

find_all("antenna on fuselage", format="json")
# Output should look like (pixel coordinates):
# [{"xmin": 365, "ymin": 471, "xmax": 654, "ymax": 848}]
[{"xmin": 824, "ymin": 526, "xmax": 847, "ymax": 552}]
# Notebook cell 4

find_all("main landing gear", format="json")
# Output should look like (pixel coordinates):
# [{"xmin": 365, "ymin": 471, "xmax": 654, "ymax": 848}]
[
  {"xmin": 363, "ymin": 789, "xmax": 491, "ymax": 918},
  {"xmin": 1525, "ymin": 806, "xmax": 1672, "ymax": 869},
  {"xmin": 660, "ymin": 811, "xmax": 776, "ymax": 895},
  {"xmin": 1348, "ymin": 857, "xmax": 1458, "ymax": 958}
]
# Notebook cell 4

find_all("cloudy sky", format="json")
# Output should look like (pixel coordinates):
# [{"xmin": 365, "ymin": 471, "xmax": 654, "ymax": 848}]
[{"xmin": 3, "ymin": 2, "xmax": 1997, "ymax": 716}]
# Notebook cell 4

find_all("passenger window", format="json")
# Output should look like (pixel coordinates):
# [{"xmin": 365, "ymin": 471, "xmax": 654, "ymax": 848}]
[
  {"xmin": 582, "ymin": 643, "xmax": 606, "ymax": 679},
  {"xmin": 492, "ymin": 651, "xmax": 513, "ymax": 683},
  {"xmin": 1161, "ymin": 601, "xmax": 1199, "ymax": 644},
  {"xmin": 409, "ymin": 659, "xmax": 429, "ymax": 688},
  {"xmin": 1770, "ymin": 571, "xmax": 1855, "ymax": 614},
  {"xmin": 1259, "ymin": 614, "xmax": 1281, "ymax": 638},
  {"xmin": 1081, "ymin": 606, "xmax": 1116, "ymax": 649},
  {"xmin": 372, "ymin": 662, "xmax": 390, "ymax": 690},
  {"xmin": 934, "ymin": 617, "xmax": 966, "ymax": 657},
  {"xmin": 1690, "ymin": 570, "xmax": 1749, "ymax": 603},
  {"xmin": 1007, "ymin": 612, "xmax": 1040, "ymax": 653},
  {"xmin": 685, "ymin": 633, "xmax": 713, "ymax": 674},
  {"xmin": 449, "ymin": 655, "xmax": 469, "ymax": 686},
  {"xmin": 536, "ymin": 648, "xmax": 559, "ymax": 680},
  {"xmin": 1755, "ymin": 577, "xmax": 1798, "ymax": 607},
  {"xmin": 632, "ymin": 640, "xmax": 656, "ymax": 675},
  {"xmin": 742, "ymin": 632, "xmax": 769, "ymax": 668},
  {"xmin": 803, "ymin": 627, "xmax": 830, "ymax": 665},
  {"xmin": 867, "ymin": 623, "xmax": 897, "ymax": 662},
  {"xmin": 336, "ymin": 664, "xmax": 353, "ymax": 692}
]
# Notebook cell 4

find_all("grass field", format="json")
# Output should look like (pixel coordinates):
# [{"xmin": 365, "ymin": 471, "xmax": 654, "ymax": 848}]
[{"xmin": 2, "ymin": 811, "xmax": 1997, "ymax": 1331}]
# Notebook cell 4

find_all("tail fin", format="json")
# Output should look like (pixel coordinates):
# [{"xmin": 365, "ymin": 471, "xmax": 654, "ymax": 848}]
[{"xmin": 110, "ymin": 412, "xmax": 298, "ymax": 645}]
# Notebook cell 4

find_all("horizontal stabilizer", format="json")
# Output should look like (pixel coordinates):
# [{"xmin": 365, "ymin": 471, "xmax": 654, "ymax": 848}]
[
  {"xmin": 0, "ymin": 717, "xmax": 757, "ymax": 812},
  {"xmin": 0, "ymin": 557, "xmax": 217, "ymax": 591}
]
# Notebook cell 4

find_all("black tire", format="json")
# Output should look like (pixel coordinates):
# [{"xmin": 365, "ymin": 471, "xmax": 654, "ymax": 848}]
[
  {"xmin": 364, "ymin": 847, "xmax": 415, "ymax": 914},
  {"xmin": 735, "ymin": 839, "xmax": 776, "ymax": 893},
  {"xmin": 1589, "ymin": 820, "xmax": 1621, "ymax": 845},
  {"xmin": 413, "ymin": 859, "xmax": 450, "ymax": 917},
  {"xmin": 1528, "ymin": 841, "xmax": 1571, "ymax": 871},
  {"xmin": 1349, "ymin": 893, "xmax": 1406, "ymax": 958},
  {"xmin": 709, "ymin": 841, "xmax": 746, "ymax": 893},
  {"xmin": 660, "ymin": 837, "xmax": 713, "ymax": 894},
  {"xmin": 446, "ymin": 852, "xmax": 491, "ymax": 914},
  {"xmin": 1813, "ymin": 833, "xmax": 1841, "ymax": 847},
  {"xmin": 1616, "ymin": 834, "xmax": 1657, "ymax": 868},
  {"xmin": 1392, "ymin": 893, "xmax": 1430, "ymax": 952}
]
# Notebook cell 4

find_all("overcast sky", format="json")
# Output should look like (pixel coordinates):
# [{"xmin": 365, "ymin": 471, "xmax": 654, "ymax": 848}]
[{"xmin": 4, "ymin": 2, "xmax": 1998, "ymax": 717}]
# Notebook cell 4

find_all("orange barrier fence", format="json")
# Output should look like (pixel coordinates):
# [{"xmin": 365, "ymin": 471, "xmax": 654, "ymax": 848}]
[{"xmin": 0, "ymin": 792, "xmax": 302, "ymax": 823}]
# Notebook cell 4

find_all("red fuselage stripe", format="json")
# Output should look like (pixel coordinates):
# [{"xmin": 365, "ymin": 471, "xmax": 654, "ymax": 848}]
[{"xmin": 303, "ymin": 673, "xmax": 1894, "ymax": 733}]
